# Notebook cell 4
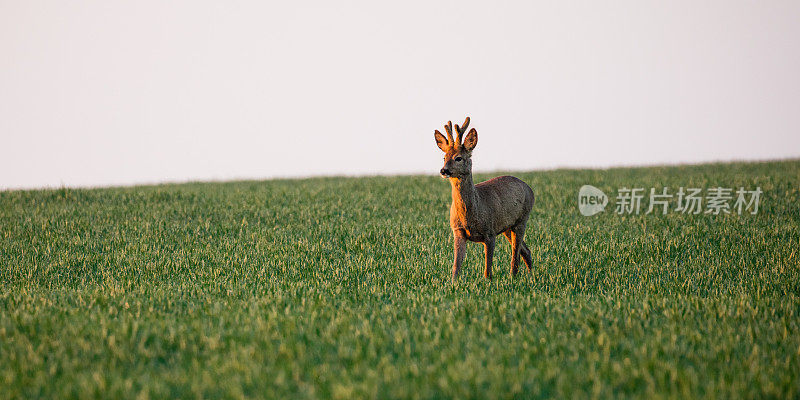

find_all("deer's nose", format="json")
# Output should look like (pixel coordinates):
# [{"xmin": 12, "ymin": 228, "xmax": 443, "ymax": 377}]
[{"xmin": 440, "ymin": 168, "xmax": 451, "ymax": 176}]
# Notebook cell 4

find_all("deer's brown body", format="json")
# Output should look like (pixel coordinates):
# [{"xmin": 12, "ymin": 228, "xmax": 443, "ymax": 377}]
[{"xmin": 435, "ymin": 117, "xmax": 534, "ymax": 279}]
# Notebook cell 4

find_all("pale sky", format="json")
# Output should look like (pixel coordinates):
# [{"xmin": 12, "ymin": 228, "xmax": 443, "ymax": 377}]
[{"xmin": 2, "ymin": 1, "xmax": 799, "ymax": 189}]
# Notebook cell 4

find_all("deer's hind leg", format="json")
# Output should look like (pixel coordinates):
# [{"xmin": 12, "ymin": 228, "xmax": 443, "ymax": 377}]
[
  {"xmin": 515, "ymin": 223, "xmax": 533, "ymax": 272},
  {"xmin": 520, "ymin": 241, "xmax": 533, "ymax": 272},
  {"xmin": 503, "ymin": 230, "xmax": 521, "ymax": 277},
  {"xmin": 508, "ymin": 223, "xmax": 533, "ymax": 274}
]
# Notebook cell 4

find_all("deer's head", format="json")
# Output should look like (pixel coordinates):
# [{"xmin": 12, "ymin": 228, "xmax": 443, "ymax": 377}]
[{"xmin": 434, "ymin": 117, "xmax": 478, "ymax": 178}]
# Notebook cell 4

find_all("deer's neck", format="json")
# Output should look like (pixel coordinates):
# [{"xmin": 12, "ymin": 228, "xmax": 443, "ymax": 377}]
[{"xmin": 449, "ymin": 174, "xmax": 478, "ymax": 217}]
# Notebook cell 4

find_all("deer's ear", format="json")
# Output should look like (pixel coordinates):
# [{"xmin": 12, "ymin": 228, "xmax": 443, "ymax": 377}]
[
  {"xmin": 434, "ymin": 130, "xmax": 450, "ymax": 152},
  {"xmin": 463, "ymin": 128, "xmax": 478, "ymax": 151}
]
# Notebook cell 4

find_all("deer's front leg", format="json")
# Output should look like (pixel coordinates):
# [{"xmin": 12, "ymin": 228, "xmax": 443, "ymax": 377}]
[
  {"xmin": 452, "ymin": 229, "xmax": 466, "ymax": 280},
  {"xmin": 483, "ymin": 236, "xmax": 495, "ymax": 280}
]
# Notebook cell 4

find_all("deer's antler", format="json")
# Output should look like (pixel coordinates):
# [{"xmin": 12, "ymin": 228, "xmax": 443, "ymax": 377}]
[
  {"xmin": 444, "ymin": 121, "xmax": 455, "ymax": 144},
  {"xmin": 455, "ymin": 117, "xmax": 470, "ymax": 145}
]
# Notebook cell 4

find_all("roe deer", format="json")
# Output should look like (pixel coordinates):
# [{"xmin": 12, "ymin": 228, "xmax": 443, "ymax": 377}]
[{"xmin": 434, "ymin": 117, "xmax": 535, "ymax": 280}]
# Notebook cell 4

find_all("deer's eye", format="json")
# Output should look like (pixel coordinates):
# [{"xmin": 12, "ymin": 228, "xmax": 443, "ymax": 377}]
[{"xmin": 454, "ymin": 156, "xmax": 462, "ymax": 162}]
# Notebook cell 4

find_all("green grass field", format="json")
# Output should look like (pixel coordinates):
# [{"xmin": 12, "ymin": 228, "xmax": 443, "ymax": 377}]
[{"xmin": 1, "ymin": 160, "xmax": 799, "ymax": 399}]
